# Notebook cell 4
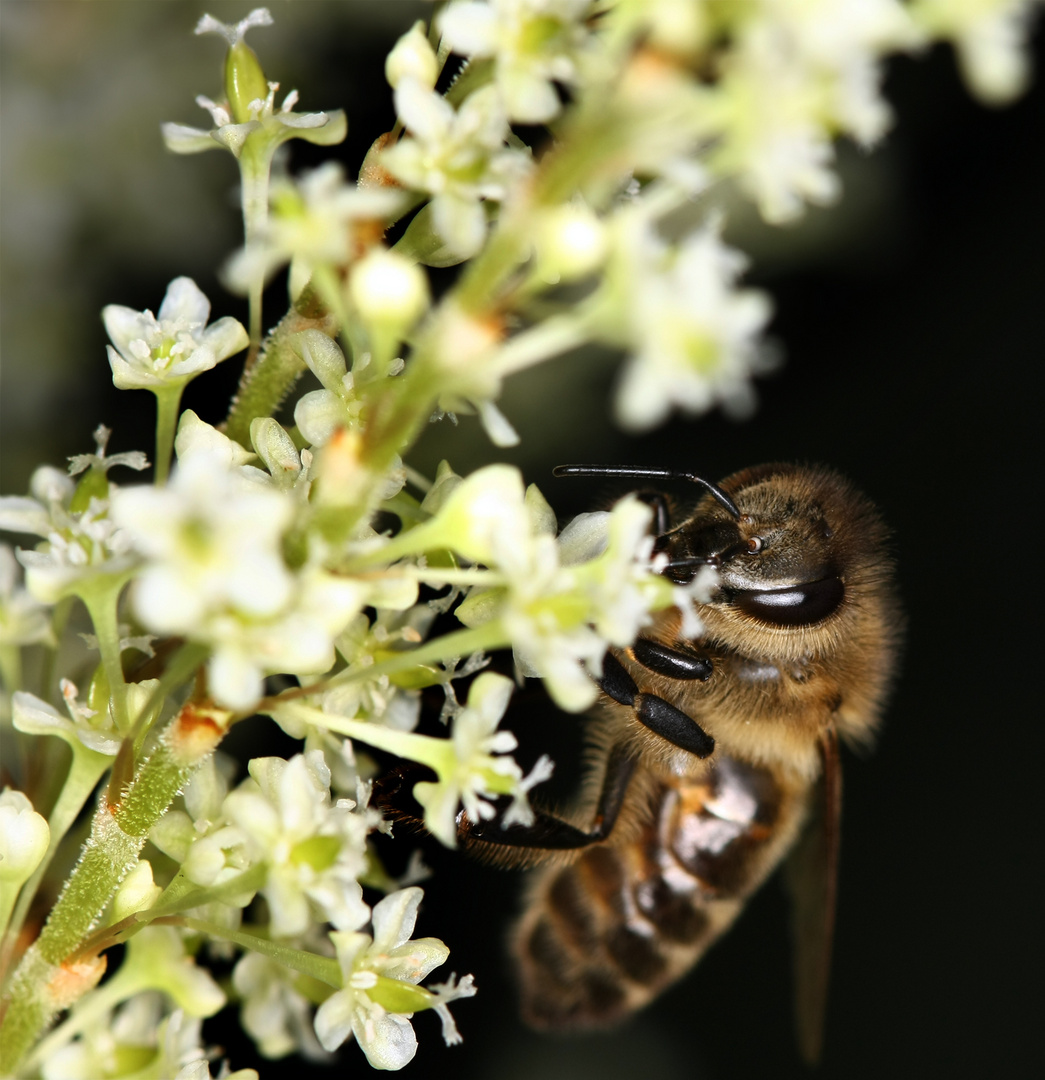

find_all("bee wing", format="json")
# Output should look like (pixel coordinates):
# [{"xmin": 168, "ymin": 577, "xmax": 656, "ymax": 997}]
[{"xmin": 785, "ymin": 727, "xmax": 842, "ymax": 1065}]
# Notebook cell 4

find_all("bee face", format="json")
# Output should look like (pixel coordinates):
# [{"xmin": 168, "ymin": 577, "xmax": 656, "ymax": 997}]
[{"xmin": 662, "ymin": 464, "xmax": 889, "ymax": 630}]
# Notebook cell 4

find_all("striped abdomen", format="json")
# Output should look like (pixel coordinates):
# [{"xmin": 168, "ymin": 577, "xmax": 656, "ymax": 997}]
[{"xmin": 514, "ymin": 755, "xmax": 808, "ymax": 1028}]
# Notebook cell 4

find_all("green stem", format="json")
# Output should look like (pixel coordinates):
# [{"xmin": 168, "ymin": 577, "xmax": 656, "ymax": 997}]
[
  {"xmin": 151, "ymin": 384, "xmax": 184, "ymax": 486},
  {"xmin": 0, "ymin": 643, "xmax": 20, "ymax": 695},
  {"xmin": 2, "ymin": 745, "xmax": 111, "ymax": 974},
  {"xmin": 329, "ymin": 622, "xmax": 506, "ymax": 687},
  {"xmin": 0, "ymin": 711, "xmax": 220, "ymax": 1074},
  {"xmin": 80, "ymin": 585, "xmax": 130, "ymax": 736},
  {"xmin": 224, "ymin": 290, "xmax": 336, "ymax": 448},
  {"xmin": 179, "ymin": 916, "xmax": 341, "ymax": 988},
  {"xmin": 239, "ymin": 148, "xmax": 272, "ymax": 348}
]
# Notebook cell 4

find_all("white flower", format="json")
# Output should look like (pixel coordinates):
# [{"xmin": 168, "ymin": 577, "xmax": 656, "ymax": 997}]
[
  {"xmin": 911, "ymin": 0, "xmax": 1039, "ymax": 103},
  {"xmin": 0, "ymin": 462, "xmax": 137, "ymax": 604},
  {"xmin": 233, "ymin": 951, "xmax": 331, "ymax": 1060},
  {"xmin": 605, "ymin": 215, "xmax": 772, "ymax": 431},
  {"xmin": 0, "ymin": 544, "xmax": 53, "ymax": 647},
  {"xmin": 313, "ymin": 887, "xmax": 453, "ymax": 1069},
  {"xmin": 12, "ymin": 679, "xmax": 126, "ymax": 756},
  {"xmin": 39, "ymin": 993, "xmax": 167, "ymax": 1080},
  {"xmin": 412, "ymin": 672, "xmax": 553, "ymax": 846},
  {"xmin": 111, "ymin": 418, "xmax": 365, "ymax": 710},
  {"xmin": 222, "ymin": 751, "xmax": 373, "ymax": 937},
  {"xmin": 0, "ymin": 788, "xmax": 49, "ymax": 884},
  {"xmin": 439, "ymin": 0, "xmax": 594, "ymax": 123},
  {"xmin": 383, "ymin": 83, "xmax": 531, "ymax": 257},
  {"xmin": 702, "ymin": 0, "xmax": 919, "ymax": 221},
  {"xmin": 103, "ymin": 277, "xmax": 248, "ymax": 391},
  {"xmin": 223, "ymin": 163, "xmax": 404, "ymax": 297},
  {"xmin": 162, "ymin": 10, "xmax": 345, "ymax": 161},
  {"xmin": 111, "ymin": 445, "xmax": 294, "ymax": 634}
]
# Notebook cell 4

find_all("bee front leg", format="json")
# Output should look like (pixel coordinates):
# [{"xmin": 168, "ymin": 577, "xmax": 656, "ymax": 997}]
[
  {"xmin": 460, "ymin": 742, "xmax": 637, "ymax": 851},
  {"xmin": 599, "ymin": 650, "xmax": 716, "ymax": 758}
]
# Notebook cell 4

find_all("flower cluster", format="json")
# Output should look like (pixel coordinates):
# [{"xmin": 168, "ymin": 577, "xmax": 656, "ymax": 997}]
[{"xmin": 1, "ymin": 2, "xmax": 1040, "ymax": 1077}]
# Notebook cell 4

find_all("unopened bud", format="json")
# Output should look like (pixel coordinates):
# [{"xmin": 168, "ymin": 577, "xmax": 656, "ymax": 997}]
[
  {"xmin": 536, "ymin": 205, "xmax": 608, "ymax": 283},
  {"xmin": 226, "ymin": 41, "xmax": 270, "ymax": 123},
  {"xmin": 386, "ymin": 22, "xmax": 439, "ymax": 90},
  {"xmin": 349, "ymin": 248, "xmax": 429, "ymax": 331},
  {"xmin": 111, "ymin": 859, "xmax": 162, "ymax": 921},
  {"xmin": 0, "ymin": 789, "xmax": 49, "ymax": 884}
]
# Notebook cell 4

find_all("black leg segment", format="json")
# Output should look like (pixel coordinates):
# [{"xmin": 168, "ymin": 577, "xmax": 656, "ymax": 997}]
[
  {"xmin": 636, "ymin": 694, "xmax": 715, "ymax": 758},
  {"xmin": 460, "ymin": 743, "xmax": 638, "ymax": 850},
  {"xmin": 631, "ymin": 638, "xmax": 712, "ymax": 681},
  {"xmin": 597, "ymin": 651, "xmax": 638, "ymax": 707}
]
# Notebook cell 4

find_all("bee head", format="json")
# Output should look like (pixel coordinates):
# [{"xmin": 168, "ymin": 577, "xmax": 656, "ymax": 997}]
[
  {"xmin": 554, "ymin": 462, "xmax": 888, "ymax": 630},
  {"xmin": 666, "ymin": 463, "xmax": 893, "ymax": 627}
]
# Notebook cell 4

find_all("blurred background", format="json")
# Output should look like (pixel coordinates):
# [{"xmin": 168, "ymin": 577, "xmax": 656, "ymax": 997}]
[{"xmin": 2, "ymin": 2, "xmax": 1042, "ymax": 1078}]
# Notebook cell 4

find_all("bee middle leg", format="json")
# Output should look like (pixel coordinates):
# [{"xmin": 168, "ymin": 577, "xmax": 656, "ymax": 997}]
[
  {"xmin": 599, "ymin": 650, "xmax": 715, "ymax": 758},
  {"xmin": 459, "ymin": 741, "xmax": 637, "ymax": 851}
]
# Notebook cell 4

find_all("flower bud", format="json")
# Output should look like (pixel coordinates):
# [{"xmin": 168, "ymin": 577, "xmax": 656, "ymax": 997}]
[
  {"xmin": 349, "ymin": 248, "xmax": 430, "ymax": 332},
  {"xmin": 111, "ymin": 859, "xmax": 162, "ymax": 921},
  {"xmin": 535, "ymin": 205, "xmax": 608, "ymax": 283},
  {"xmin": 226, "ymin": 40, "xmax": 269, "ymax": 123},
  {"xmin": 0, "ymin": 789, "xmax": 50, "ymax": 884},
  {"xmin": 385, "ymin": 22, "xmax": 439, "ymax": 90}
]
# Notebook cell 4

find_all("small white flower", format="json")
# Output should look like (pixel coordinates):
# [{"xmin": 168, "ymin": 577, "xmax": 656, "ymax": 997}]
[
  {"xmin": 12, "ymin": 679, "xmax": 123, "ymax": 756},
  {"xmin": 103, "ymin": 277, "xmax": 248, "ymax": 391},
  {"xmin": 605, "ymin": 215, "xmax": 772, "ymax": 431},
  {"xmin": 233, "ymin": 950, "xmax": 332, "ymax": 1061},
  {"xmin": 911, "ymin": 0, "xmax": 1039, "ymax": 103},
  {"xmin": 111, "ymin": 417, "xmax": 368, "ymax": 709},
  {"xmin": 0, "ymin": 461, "xmax": 137, "ymax": 604},
  {"xmin": 313, "ymin": 887, "xmax": 455, "ymax": 1069},
  {"xmin": 223, "ymin": 163, "xmax": 404, "ymax": 297},
  {"xmin": 439, "ymin": 0, "xmax": 594, "ymax": 123},
  {"xmin": 383, "ymin": 83, "xmax": 531, "ymax": 257},
  {"xmin": 292, "ymin": 330, "xmax": 366, "ymax": 448},
  {"xmin": 0, "ymin": 544, "xmax": 54, "ymax": 647},
  {"xmin": 222, "ymin": 751, "xmax": 374, "ymax": 937},
  {"xmin": 111, "ymin": 445, "xmax": 294, "ymax": 635},
  {"xmin": 411, "ymin": 672, "xmax": 552, "ymax": 846},
  {"xmin": 162, "ymin": 10, "xmax": 345, "ymax": 163}
]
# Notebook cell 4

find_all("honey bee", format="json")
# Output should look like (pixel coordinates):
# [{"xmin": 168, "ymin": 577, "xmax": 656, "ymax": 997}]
[{"xmin": 458, "ymin": 462, "xmax": 902, "ymax": 1061}]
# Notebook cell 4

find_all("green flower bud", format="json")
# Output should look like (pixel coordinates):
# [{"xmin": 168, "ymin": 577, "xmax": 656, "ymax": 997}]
[{"xmin": 226, "ymin": 39, "xmax": 270, "ymax": 123}]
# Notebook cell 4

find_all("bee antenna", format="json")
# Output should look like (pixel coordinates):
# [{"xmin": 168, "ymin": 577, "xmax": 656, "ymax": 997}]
[{"xmin": 553, "ymin": 464, "xmax": 741, "ymax": 519}]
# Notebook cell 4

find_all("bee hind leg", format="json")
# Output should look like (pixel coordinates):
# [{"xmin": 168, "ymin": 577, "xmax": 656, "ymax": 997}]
[{"xmin": 599, "ymin": 651, "xmax": 715, "ymax": 758}]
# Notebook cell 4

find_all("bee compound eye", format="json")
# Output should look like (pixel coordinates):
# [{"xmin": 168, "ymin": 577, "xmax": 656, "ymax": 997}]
[{"xmin": 731, "ymin": 576, "xmax": 844, "ymax": 627}]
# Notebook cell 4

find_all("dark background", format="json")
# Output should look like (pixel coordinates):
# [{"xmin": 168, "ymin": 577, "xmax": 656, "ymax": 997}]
[{"xmin": 2, "ymin": 3, "xmax": 1042, "ymax": 1079}]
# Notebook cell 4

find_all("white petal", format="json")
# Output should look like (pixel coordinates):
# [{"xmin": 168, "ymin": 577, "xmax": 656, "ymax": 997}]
[
  {"xmin": 199, "ymin": 316, "xmax": 249, "ymax": 361},
  {"xmin": 371, "ymin": 887, "xmax": 423, "ymax": 952},
  {"xmin": 314, "ymin": 989, "xmax": 356, "ymax": 1052},
  {"xmin": 161, "ymin": 122, "xmax": 223, "ymax": 154},
  {"xmin": 354, "ymin": 1004, "xmax": 418, "ymax": 1070},
  {"xmin": 431, "ymin": 192, "xmax": 486, "ymax": 257},
  {"xmin": 158, "ymin": 277, "xmax": 210, "ymax": 326},
  {"xmin": 294, "ymin": 389, "xmax": 346, "ymax": 448},
  {"xmin": 438, "ymin": 3, "xmax": 499, "ymax": 57},
  {"xmin": 102, "ymin": 304, "xmax": 152, "ymax": 357},
  {"xmin": 395, "ymin": 79, "xmax": 453, "ymax": 144},
  {"xmin": 208, "ymin": 648, "xmax": 265, "ymax": 711},
  {"xmin": 0, "ymin": 497, "xmax": 51, "ymax": 538}
]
